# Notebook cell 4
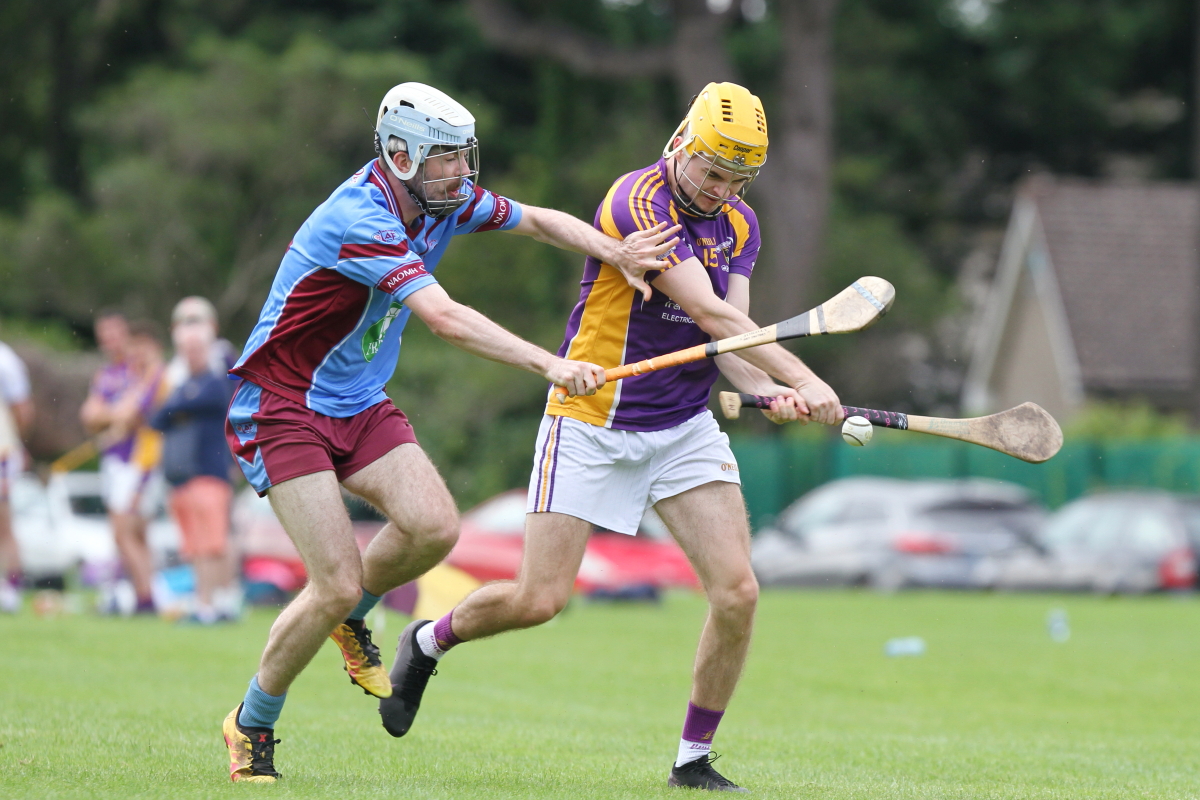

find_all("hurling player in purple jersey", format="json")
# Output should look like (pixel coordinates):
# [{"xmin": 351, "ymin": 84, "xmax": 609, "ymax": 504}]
[
  {"xmin": 220, "ymin": 82, "xmax": 678, "ymax": 783},
  {"xmin": 80, "ymin": 310, "xmax": 160, "ymax": 614},
  {"xmin": 382, "ymin": 83, "xmax": 844, "ymax": 792}
]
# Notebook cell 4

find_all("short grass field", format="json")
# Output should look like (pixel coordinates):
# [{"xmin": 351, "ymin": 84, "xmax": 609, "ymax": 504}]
[{"xmin": 3, "ymin": 590, "xmax": 1200, "ymax": 799}]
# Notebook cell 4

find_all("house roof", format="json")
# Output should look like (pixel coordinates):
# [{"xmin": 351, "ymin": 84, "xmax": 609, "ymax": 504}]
[{"xmin": 1025, "ymin": 176, "xmax": 1200, "ymax": 393}]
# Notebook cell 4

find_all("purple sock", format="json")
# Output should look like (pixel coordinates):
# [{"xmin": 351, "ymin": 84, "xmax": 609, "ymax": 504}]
[
  {"xmin": 681, "ymin": 702, "xmax": 724, "ymax": 745},
  {"xmin": 432, "ymin": 610, "xmax": 463, "ymax": 652},
  {"xmin": 6, "ymin": 573, "xmax": 20, "ymax": 589}
]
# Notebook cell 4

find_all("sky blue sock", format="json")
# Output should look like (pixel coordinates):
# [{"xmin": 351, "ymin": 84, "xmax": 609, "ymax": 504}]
[
  {"xmin": 347, "ymin": 588, "xmax": 381, "ymax": 621},
  {"xmin": 238, "ymin": 675, "xmax": 286, "ymax": 730}
]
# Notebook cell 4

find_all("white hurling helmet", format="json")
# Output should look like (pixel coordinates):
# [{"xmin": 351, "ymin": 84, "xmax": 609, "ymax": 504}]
[{"xmin": 374, "ymin": 82, "xmax": 480, "ymax": 218}]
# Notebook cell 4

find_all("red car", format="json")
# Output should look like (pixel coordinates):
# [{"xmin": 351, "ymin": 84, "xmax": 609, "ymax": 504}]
[
  {"xmin": 447, "ymin": 490, "xmax": 700, "ymax": 594},
  {"xmin": 236, "ymin": 487, "xmax": 700, "ymax": 602}
]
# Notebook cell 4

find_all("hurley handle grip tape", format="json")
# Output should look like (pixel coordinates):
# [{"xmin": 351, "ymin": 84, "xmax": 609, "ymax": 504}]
[{"xmin": 733, "ymin": 394, "xmax": 910, "ymax": 429}]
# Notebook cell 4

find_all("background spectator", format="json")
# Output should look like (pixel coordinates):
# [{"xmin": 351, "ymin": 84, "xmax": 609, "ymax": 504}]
[
  {"xmin": 165, "ymin": 297, "xmax": 238, "ymax": 387},
  {"xmin": 80, "ymin": 315, "xmax": 167, "ymax": 614},
  {"xmin": 152, "ymin": 299, "xmax": 239, "ymax": 623},
  {"xmin": 0, "ymin": 340, "xmax": 32, "ymax": 613}
]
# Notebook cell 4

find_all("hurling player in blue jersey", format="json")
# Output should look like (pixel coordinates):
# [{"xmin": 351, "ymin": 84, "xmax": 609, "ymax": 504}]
[{"xmin": 220, "ymin": 82, "xmax": 679, "ymax": 783}]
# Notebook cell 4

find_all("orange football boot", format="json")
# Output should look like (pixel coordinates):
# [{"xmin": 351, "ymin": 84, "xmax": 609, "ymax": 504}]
[
  {"xmin": 329, "ymin": 619, "xmax": 393, "ymax": 698},
  {"xmin": 222, "ymin": 704, "xmax": 281, "ymax": 783}
]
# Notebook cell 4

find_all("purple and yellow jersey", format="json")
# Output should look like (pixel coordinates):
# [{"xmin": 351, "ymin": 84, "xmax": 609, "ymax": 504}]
[
  {"xmin": 546, "ymin": 158, "xmax": 760, "ymax": 432},
  {"xmin": 90, "ymin": 362, "xmax": 136, "ymax": 461},
  {"xmin": 130, "ymin": 369, "xmax": 171, "ymax": 472}
]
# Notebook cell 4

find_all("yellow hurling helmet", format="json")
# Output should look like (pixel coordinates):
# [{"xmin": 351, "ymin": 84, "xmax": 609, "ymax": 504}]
[{"xmin": 663, "ymin": 82, "xmax": 769, "ymax": 219}]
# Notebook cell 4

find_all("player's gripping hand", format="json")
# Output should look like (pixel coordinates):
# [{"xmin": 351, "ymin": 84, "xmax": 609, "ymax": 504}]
[
  {"xmin": 546, "ymin": 358, "xmax": 606, "ymax": 398},
  {"xmin": 793, "ymin": 374, "xmax": 843, "ymax": 426},
  {"xmin": 611, "ymin": 221, "xmax": 683, "ymax": 302},
  {"xmin": 757, "ymin": 386, "xmax": 803, "ymax": 425}
]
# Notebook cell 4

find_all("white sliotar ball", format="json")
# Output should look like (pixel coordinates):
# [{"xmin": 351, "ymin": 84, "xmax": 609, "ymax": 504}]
[{"xmin": 841, "ymin": 415, "xmax": 873, "ymax": 447}]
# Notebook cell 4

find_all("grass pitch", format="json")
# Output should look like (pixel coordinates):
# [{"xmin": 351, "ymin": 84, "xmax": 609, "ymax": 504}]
[{"xmin": 2, "ymin": 589, "xmax": 1198, "ymax": 799}]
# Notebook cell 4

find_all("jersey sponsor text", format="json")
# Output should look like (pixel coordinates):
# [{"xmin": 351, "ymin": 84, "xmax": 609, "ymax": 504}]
[{"xmin": 377, "ymin": 263, "xmax": 429, "ymax": 294}]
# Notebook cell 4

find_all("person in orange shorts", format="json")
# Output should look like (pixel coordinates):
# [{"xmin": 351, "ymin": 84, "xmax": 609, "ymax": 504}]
[{"xmin": 151, "ymin": 300, "xmax": 238, "ymax": 624}]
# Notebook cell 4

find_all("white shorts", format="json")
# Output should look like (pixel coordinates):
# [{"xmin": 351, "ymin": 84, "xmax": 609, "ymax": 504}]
[
  {"xmin": 526, "ymin": 410, "xmax": 741, "ymax": 535},
  {"xmin": 100, "ymin": 455, "xmax": 162, "ymax": 517}
]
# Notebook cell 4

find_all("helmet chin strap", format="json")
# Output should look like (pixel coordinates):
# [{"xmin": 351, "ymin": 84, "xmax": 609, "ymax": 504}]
[{"xmin": 401, "ymin": 175, "xmax": 437, "ymax": 219}]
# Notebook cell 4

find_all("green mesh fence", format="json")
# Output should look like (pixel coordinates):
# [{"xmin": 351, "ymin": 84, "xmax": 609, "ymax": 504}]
[{"xmin": 728, "ymin": 435, "xmax": 1200, "ymax": 530}]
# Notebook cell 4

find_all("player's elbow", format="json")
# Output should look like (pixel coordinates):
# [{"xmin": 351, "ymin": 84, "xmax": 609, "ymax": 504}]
[
  {"xmin": 686, "ymin": 302, "xmax": 733, "ymax": 337},
  {"xmin": 520, "ymin": 205, "xmax": 567, "ymax": 245},
  {"xmin": 79, "ymin": 407, "xmax": 105, "ymax": 434},
  {"xmin": 688, "ymin": 308, "xmax": 717, "ymax": 332},
  {"xmin": 421, "ymin": 304, "xmax": 465, "ymax": 343}
]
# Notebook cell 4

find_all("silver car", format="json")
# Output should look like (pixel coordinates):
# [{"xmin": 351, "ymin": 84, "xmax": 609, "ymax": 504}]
[
  {"xmin": 751, "ymin": 477, "xmax": 1046, "ymax": 590},
  {"xmin": 980, "ymin": 492, "xmax": 1200, "ymax": 593}
]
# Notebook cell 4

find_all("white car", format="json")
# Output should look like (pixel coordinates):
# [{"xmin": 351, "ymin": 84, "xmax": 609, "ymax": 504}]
[
  {"xmin": 751, "ymin": 476, "xmax": 1046, "ymax": 590},
  {"xmin": 12, "ymin": 471, "xmax": 181, "ymax": 579}
]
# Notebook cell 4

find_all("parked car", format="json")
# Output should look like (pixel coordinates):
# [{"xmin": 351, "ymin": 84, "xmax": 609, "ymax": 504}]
[
  {"xmin": 447, "ymin": 489, "xmax": 700, "ymax": 595},
  {"xmin": 979, "ymin": 491, "xmax": 1200, "ymax": 593},
  {"xmin": 235, "ymin": 486, "xmax": 699, "ymax": 600},
  {"xmin": 751, "ymin": 477, "xmax": 1046, "ymax": 590},
  {"xmin": 11, "ymin": 473, "xmax": 92, "ymax": 578},
  {"xmin": 12, "ymin": 470, "xmax": 181, "ymax": 581}
]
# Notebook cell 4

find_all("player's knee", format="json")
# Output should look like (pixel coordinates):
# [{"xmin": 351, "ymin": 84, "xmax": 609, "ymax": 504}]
[
  {"xmin": 520, "ymin": 589, "xmax": 569, "ymax": 627},
  {"xmin": 406, "ymin": 507, "xmax": 458, "ymax": 558},
  {"xmin": 317, "ymin": 575, "xmax": 365, "ymax": 617},
  {"xmin": 428, "ymin": 516, "xmax": 459, "ymax": 557},
  {"xmin": 710, "ymin": 574, "xmax": 758, "ymax": 619}
]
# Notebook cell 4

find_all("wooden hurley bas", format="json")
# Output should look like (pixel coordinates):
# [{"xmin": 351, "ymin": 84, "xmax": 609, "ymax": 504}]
[
  {"xmin": 718, "ymin": 392, "xmax": 1064, "ymax": 464},
  {"xmin": 554, "ymin": 276, "xmax": 896, "ymax": 404}
]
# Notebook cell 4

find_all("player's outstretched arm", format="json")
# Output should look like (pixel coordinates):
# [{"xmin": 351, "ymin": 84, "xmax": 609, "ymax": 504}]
[
  {"xmin": 656, "ymin": 263, "xmax": 843, "ymax": 425},
  {"xmin": 403, "ymin": 283, "xmax": 605, "ymax": 398},
  {"xmin": 511, "ymin": 205, "xmax": 680, "ymax": 302}
]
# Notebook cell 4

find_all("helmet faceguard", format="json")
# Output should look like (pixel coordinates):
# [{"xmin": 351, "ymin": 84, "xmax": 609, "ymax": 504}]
[
  {"xmin": 375, "ymin": 83, "xmax": 480, "ymax": 219},
  {"xmin": 663, "ymin": 83, "xmax": 768, "ymax": 220},
  {"xmin": 374, "ymin": 132, "xmax": 480, "ymax": 219}
]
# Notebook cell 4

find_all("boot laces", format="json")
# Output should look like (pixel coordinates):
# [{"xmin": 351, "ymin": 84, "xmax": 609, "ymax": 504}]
[
  {"xmin": 398, "ymin": 655, "xmax": 437, "ymax": 703},
  {"xmin": 347, "ymin": 619, "xmax": 383, "ymax": 667},
  {"xmin": 248, "ymin": 732, "xmax": 281, "ymax": 777},
  {"xmin": 686, "ymin": 752, "xmax": 737, "ymax": 789}
]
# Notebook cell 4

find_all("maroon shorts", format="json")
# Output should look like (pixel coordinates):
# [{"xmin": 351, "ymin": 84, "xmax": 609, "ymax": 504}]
[{"xmin": 225, "ymin": 382, "xmax": 418, "ymax": 496}]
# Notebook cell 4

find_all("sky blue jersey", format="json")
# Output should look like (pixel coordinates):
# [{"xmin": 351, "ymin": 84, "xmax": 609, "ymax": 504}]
[{"xmin": 231, "ymin": 160, "xmax": 522, "ymax": 417}]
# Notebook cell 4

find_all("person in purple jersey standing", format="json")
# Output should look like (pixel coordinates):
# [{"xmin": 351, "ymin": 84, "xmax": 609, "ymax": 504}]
[
  {"xmin": 80, "ymin": 310, "xmax": 160, "ymax": 614},
  {"xmin": 219, "ymin": 81, "xmax": 676, "ymax": 783},
  {"xmin": 382, "ymin": 83, "xmax": 844, "ymax": 792}
]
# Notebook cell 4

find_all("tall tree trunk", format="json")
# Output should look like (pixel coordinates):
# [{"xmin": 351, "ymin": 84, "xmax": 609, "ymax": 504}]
[
  {"xmin": 1192, "ymin": 0, "xmax": 1200, "ymax": 422},
  {"xmin": 751, "ymin": 0, "xmax": 839, "ymax": 323},
  {"xmin": 1193, "ymin": 0, "xmax": 1200, "ymax": 178},
  {"xmin": 669, "ymin": 0, "xmax": 735, "ymax": 96},
  {"xmin": 47, "ymin": 5, "xmax": 85, "ymax": 198}
]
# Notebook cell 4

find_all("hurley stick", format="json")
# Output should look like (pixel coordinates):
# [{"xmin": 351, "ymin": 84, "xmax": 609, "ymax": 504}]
[
  {"xmin": 554, "ymin": 276, "xmax": 895, "ymax": 403},
  {"xmin": 718, "ymin": 392, "xmax": 1063, "ymax": 464},
  {"xmin": 49, "ymin": 428, "xmax": 128, "ymax": 473},
  {"xmin": 50, "ymin": 439, "xmax": 102, "ymax": 474}
]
